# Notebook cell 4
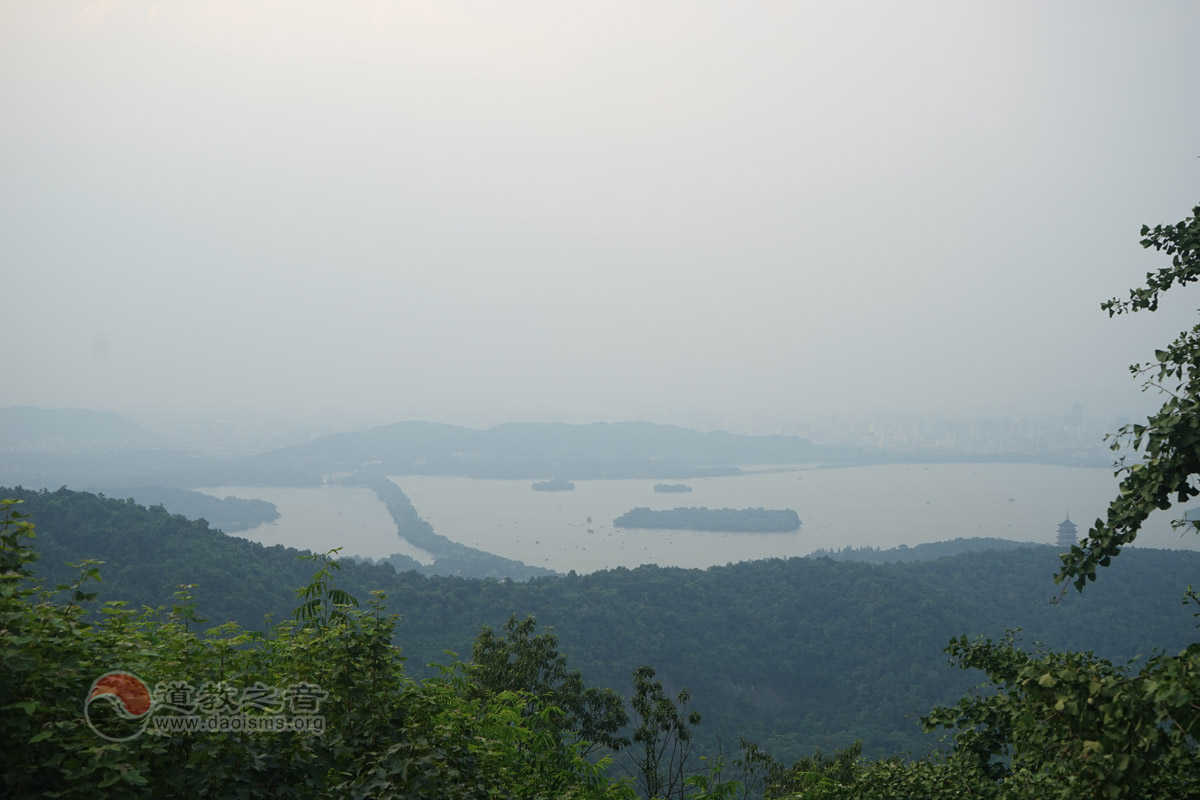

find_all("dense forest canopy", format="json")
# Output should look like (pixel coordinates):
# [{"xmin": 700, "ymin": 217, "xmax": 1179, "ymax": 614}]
[{"xmin": 8, "ymin": 484, "xmax": 1199, "ymax": 767}]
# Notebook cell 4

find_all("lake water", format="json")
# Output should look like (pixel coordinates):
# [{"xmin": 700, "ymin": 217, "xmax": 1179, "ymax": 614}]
[
  {"xmin": 201, "ymin": 464, "xmax": 1200, "ymax": 573},
  {"xmin": 195, "ymin": 484, "xmax": 436, "ymax": 563}
]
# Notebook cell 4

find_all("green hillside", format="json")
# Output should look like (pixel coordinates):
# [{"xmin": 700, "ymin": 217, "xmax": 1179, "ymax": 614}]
[{"xmin": 12, "ymin": 485, "xmax": 1198, "ymax": 763}]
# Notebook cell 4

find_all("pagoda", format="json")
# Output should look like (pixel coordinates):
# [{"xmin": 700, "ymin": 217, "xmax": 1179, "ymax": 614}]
[{"xmin": 1056, "ymin": 514, "xmax": 1078, "ymax": 549}]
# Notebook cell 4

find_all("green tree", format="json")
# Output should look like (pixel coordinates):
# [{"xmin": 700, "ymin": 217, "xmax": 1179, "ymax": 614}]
[
  {"xmin": 910, "ymin": 203, "xmax": 1200, "ymax": 800},
  {"xmin": 920, "ymin": 632, "xmax": 1200, "ymax": 800},
  {"xmin": 1059, "ymin": 204, "xmax": 1200, "ymax": 591},
  {"xmin": 0, "ymin": 499, "xmax": 634, "ymax": 799},
  {"xmin": 628, "ymin": 664, "xmax": 702, "ymax": 800},
  {"xmin": 470, "ymin": 614, "xmax": 629, "ymax": 756},
  {"xmin": 759, "ymin": 203, "xmax": 1200, "ymax": 800}
]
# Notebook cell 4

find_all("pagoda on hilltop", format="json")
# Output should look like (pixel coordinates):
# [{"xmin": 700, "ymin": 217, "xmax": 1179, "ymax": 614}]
[{"xmin": 1056, "ymin": 514, "xmax": 1078, "ymax": 549}]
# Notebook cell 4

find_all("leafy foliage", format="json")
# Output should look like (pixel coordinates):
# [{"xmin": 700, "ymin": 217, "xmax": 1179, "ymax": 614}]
[
  {"xmin": 793, "ymin": 202, "xmax": 1200, "ymax": 800},
  {"xmin": 1059, "ymin": 204, "xmax": 1200, "ymax": 591},
  {"xmin": 918, "ymin": 633, "xmax": 1200, "ymax": 800},
  {"xmin": 0, "ymin": 499, "xmax": 634, "ymax": 799},
  {"xmin": 14, "ymin": 484, "xmax": 1200, "ymax": 763},
  {"xmin": 292, "ymin": 547, "xmax": 359, "ymax": 629},
  {"xmin": 629, "ymin": 665, "xmax": 703, "ymax": 800},
  {"xmin": 469, "ymin": 615, "xmax": 629, "ymax": 756},
  {"xmin": 709, "ymin": 202, "xmax": 1200, "ymax": 800}
]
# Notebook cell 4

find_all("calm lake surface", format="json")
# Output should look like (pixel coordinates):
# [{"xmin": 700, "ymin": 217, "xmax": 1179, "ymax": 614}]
[
  {"xmin": 195, "ymin": 484, "xmax": 435, "ymax": 563},
  {"xmin": 202, "ymin": 464, "xmax": 1200, "ymax": 573}
]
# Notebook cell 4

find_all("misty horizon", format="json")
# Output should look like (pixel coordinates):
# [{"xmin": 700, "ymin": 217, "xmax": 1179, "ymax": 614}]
[{"xmin": 4, "ymin": 2, "xmax": 1199, "ymax": 433}]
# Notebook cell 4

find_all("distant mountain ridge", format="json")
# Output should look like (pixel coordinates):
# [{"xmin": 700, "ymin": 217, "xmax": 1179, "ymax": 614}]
[
  {"xmin": 0, "ymin": 406, "xmax": 161, "ymax": 450},
  {"xmin": 238, "ymin": 420, "xmax": 854, "ymax": 479},
  {"xmin": 3, "ymin": 415, "xmax": 861, "ymax": 488}
]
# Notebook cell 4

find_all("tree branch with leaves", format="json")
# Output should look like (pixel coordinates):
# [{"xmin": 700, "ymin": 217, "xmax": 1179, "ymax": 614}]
[{"xmin": 1058, "ymin": 204, "xmax": 1200, "ymax": 591}]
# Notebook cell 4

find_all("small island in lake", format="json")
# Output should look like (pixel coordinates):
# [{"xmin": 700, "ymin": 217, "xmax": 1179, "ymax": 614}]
[
  {"xmin": 613, "ymin": 506, "xmax": 801, "ymax": 532},
  {"xmin": 531, "ymin": 479, "xmax": 576, "ymax": 491},
  {"xmin": 653, "ymin": 483, "xmax": 693, "ymax": 493}
]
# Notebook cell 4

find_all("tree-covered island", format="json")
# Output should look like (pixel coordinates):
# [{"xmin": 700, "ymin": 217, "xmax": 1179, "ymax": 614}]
[
  {"xmin": 653, "ymin": 483, "xmax": 692, "ymax": 493},
  {"xmin": 531, "ymin": 478, "xmax": 575, "ymax": 491},
  {"xmin": 613, "ymin": 506, "xmax": 801, "ymax": 532}
]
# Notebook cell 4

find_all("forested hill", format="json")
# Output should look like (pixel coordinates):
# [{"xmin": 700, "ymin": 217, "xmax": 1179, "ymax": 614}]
[
  {"xmin": 86, "ymin": 486, "xmax": 280, "ymax": 533},
  {"xmin": 809, "ymin": 537, "xmax": 1035, "ymax": 563},
  {"xmin": 11, "ymin": 485, "xmax": 1200, "ymax": 761},
  {"xmin": 0, "ymin": 419, "xmax": 861, "ymax": 489}
]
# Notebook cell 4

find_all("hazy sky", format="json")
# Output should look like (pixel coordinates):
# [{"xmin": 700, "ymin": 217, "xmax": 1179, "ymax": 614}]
[{"xmin": 3, "ymin": 1, "xmax": 1198, "ymax": 433}]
